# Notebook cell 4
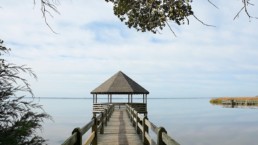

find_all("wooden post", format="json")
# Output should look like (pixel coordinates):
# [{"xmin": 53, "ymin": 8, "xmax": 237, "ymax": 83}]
[
  {"xmin": 132, "ymin": 110, "xmax": 136, "ymax": 127},
  {"xmin": 93, "ymin": 94, "xmax": 96, "ymax": 103},
  {"xmin": 157, "ymin": 127, "xmax": 167, "ymax": 145},
  {"xmin": 108, "ymin": 106, "xmax": 111, "ymax": 121},
  {"xmin": 146, "ymin": 119, "xmax": 149, "ymax": 144},
  {"xmin": 131, "ymin": 106, "xmax": 133, "ymax": 122},
  {"xmin": 96, "ymin": 94, "xmax": 98, "ymax": 103},
  {"xmin": 128, "ymin": 106, "xmax": 131, "ymax": 121},
  {"xmin": 100, "ymin": 112, "xmax": 104, "ymax": 134},
  {"xmin": 145, "ymin": 94, "xmax": 148, "ymax": 115},
  {"xmin": 129, "ymin": 94, "xmax": 131, "ymax": 103},
  {"xmin": 142, "ymin": 116, "xmax": 149, "ymax": 145},
  {"xmin": 92, "ymin": 116, "xmax": 97, "ymax": 145},
  {"xmin": 71, "ymin": 127, "xmax": 82, "ymax": 145},
  {"xmin": 130, "ymin": 106, "xmax": 133, "ymax": 122},
  {"xmin": 231, "ymin": 100, "xmax": 235, "ymax": 108},
  {"xmin": 136, "ymin": 111, "xmax": 140, "ymax": 134},
  {"xmin": 105, "ymin": 109, "xmax": 108, "ymax": 126}
]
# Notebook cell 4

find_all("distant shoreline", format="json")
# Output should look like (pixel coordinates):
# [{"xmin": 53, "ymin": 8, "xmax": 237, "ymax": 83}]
[
  {"xmin": 210, "ymin": 97, "xmax": 258, "ymax": 105},
  {"xmin": 20, "ymin": 97, "xmax": 212, "ymax": 100}
]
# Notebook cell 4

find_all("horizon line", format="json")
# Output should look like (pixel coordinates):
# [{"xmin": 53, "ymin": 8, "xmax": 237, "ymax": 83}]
[{"xmin": 21, "ymin": 96, "xmax": 213, "ymax": 100}]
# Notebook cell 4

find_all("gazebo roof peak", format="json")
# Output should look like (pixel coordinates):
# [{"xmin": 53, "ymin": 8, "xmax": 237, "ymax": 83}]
[{"xmin": 91, "ymin": 71, "xmax": 149, "ymax": 94}]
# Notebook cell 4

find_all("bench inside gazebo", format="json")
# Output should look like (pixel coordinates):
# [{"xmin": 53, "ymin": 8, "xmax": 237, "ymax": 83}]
[{"xmin": 91, "ymin": 71, "xmax": 149, "ymax": 116}]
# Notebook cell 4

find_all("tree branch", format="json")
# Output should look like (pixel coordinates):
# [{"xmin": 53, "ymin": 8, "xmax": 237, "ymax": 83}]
[
  {"xmin": 34, "ymin": 0, "xmax": 60, "ymax": 33},
  {"xmin": 234, "ymin": 0, "xmax": 258, "ymax": 20},
  {"xmin": 193, "ymin": 14, "xmax": 216, "ymax": 27},
  {"xmin": 179, "ymin": 13, "xmax": 215, "ymax": 35},
  {"xmin": 165, "ymin": 21, "xmax": 177, "ymax": 37},
  {"xmin": 207, "ymin": 0, "xmax": 219, "ymax": 9}
]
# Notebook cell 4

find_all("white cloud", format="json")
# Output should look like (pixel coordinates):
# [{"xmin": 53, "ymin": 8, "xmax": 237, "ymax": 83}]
[{"xmin": 1, "ymin": 0, "xmax": 258, "ymax": 98}]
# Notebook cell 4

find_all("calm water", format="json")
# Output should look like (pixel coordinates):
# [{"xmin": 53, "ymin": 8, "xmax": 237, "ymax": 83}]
[{"xmin": 36, "ymin": 98, "xmax": 258, "ymax": 145}]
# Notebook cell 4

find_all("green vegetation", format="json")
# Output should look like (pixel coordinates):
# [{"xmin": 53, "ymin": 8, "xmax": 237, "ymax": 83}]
[
  {"xmin": 106, "ymin": 0, "xmax": 193, "ymax": 34},
  {"xmin": 210, "ymin": 98, "xmax": 223, "ymax": 104},
  {"xmin": 37, "ymin": 0, "xmax": 257, "ymax": 34},
  {"xmin": 0, "ymin": 40, "xmax": 51, "ymax": 145}
]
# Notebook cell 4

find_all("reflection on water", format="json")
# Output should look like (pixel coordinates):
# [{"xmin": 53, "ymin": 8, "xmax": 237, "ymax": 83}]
[
  {"xmin": 210, "ymin": 98, "xmax": 258, "ymax": 109},
  {"xmin": 222, "ymin": 104, "xmax": 258, "ymax": 109},
  {"xmin": 35, "ymin": 98, "xmax": 258, "ymax": 145},
  {"xmin": 211, "ymin": 102, "xmax": 258, "ymax": 109}
]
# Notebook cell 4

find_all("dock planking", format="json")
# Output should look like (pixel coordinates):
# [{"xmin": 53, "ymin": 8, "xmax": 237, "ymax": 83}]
[
  {"xmin": 62, "ymin": 104, "xmax": 180, "ymax": 145},
  {"xmin": 98, "ymin": 108, "xmax": 142, "ymax": 145}
]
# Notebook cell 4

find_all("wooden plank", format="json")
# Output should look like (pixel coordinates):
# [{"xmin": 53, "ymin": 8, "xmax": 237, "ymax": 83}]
[
  {"xmin": 61, "ymin": 133, "xmax": 77, "ymax": 145},
  {"xmin": 145, "ymin": 132, "xmax": 156, "ymax": 145},
  {"xmin": 80, "ymin": 120, "xmax": 94, "ymax": 134},
  {"xmin": 138, "ymin": 123, "xmax": 143, "ymax": 132},
  {"xmin": 162, "ymin": 132, "xmax": 180, "ymax": 145},
  {"xmin": 98, "ymin": 109, "xmax": 142, "ymax": 145},
  {"xmin": 83, "ymin": 132, "xmax": 95, "ymax": 145}
]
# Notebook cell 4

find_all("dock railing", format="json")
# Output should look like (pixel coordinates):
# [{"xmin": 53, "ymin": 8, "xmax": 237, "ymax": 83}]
[
  {"xmin": 61, "ymin": 103, "xmax": 180, "ymax": 145},
  {"xmin": 61, "ymin": 104, "xmax": 114, "ymax": 145},
  {"xmin": 126, "ymin": 104, "xmax": 180, "ymax": 145}
]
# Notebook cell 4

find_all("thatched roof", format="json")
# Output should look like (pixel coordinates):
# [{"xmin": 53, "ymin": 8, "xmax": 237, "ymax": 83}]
[{"xmin": 91, "ymin": 71, "xmax": 149, "ymax": 94}]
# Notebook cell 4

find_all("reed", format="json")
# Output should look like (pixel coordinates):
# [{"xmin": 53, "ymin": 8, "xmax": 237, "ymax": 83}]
[{"xmin": 210, "ymin": 97, "xmax": 258, "ymax": 104}]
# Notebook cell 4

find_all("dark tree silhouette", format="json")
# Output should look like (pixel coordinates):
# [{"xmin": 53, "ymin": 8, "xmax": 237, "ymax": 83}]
[{"xmin": 0, "ymin": 40, "xmax": 51, "ymax": 145}]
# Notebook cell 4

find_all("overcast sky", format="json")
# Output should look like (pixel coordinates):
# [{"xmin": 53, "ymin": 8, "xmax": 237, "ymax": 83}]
[{"xmin": 1, "ymin": 0, "xmax": 258, "ymax": 98}]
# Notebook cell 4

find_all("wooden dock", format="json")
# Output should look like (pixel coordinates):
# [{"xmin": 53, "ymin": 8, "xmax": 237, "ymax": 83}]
[
  {"xmin": 61, "ymin": 72, "xmax": 180, "ymax": 145},
  {"xmin": 61, "ymin": 104, "xmax": 180, "ymax": 145},
  {"xmin": 98, "ymin": 108, "xmax": 142, "ymax": 145}
]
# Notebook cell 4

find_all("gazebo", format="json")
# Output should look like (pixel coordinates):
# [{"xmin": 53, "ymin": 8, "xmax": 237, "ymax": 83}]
[{"xmin": 91, "ymin": 71, "xmax": 149, "ymax": 114}]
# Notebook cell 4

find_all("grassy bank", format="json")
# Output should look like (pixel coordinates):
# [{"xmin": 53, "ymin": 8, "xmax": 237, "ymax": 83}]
[{"xmin": 210, "ymin": 97, "xmax": 258, "ymax": 104}]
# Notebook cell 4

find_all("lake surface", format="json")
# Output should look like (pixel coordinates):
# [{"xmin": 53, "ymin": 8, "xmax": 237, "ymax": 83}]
[{"xmin": 35, "ymin": 98, "xmax": 258, "ymax": 145}]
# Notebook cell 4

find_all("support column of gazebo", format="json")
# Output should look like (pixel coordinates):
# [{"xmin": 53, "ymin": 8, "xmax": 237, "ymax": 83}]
[{"xmin": 91, "ymin": 71, "xmax": 149, "ymax": 116}]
